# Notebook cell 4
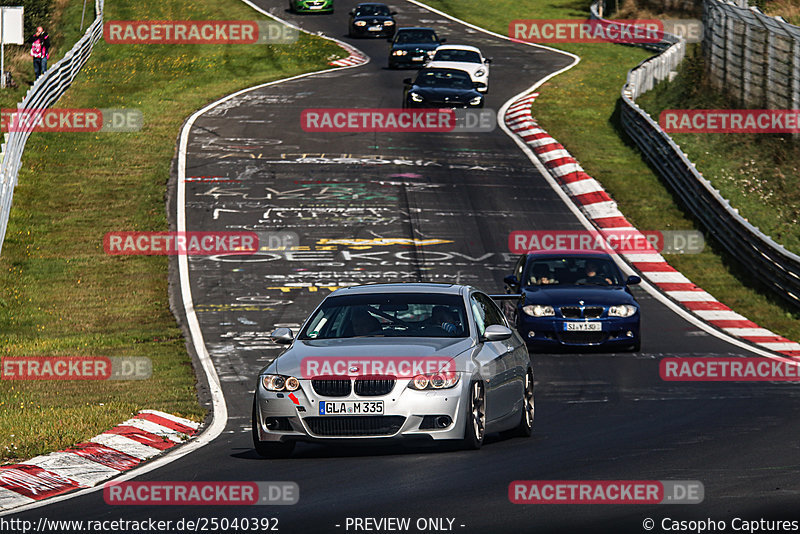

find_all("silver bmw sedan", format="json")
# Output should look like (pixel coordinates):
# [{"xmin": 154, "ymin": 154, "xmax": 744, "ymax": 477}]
[{"xmin": 252, "ymin": 283, "xmax": 534, "ymax": 457}]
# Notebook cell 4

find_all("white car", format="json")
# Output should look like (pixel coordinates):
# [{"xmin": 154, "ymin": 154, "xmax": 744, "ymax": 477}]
[{"xmin": 425, "ymin": 45, "xmax": 491, "ymax": 93}]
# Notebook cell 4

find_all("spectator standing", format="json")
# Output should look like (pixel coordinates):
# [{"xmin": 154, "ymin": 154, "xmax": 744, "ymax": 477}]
[{"xmin": 30, "ymin": 27, "xmax": 50, "ymax": 80}]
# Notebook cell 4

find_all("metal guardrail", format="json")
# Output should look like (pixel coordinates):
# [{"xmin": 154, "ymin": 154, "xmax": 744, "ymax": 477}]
[
  {"xmin": 703, "ymin": 0, "xmax": 800, "ymax": 110},
  {"xmin": 0, "ymin": 0, "xmax": 105, "ymax": 256},
  {"xmin": 588, "ymin": 0, "xmax": 800, "ymax": 309}
]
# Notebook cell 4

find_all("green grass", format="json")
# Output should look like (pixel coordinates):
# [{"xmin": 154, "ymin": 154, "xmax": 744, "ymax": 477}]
[
  {"xmin": 637, "ymin": 46, "xmax": 800, "ymax": 256},
  {"xmin": 0, "ymin": 0, "xmax": 343, "ymax": 462},
  {"xmin": 422, "ymin": 0, "xmax": 800, "ymax": 340}
]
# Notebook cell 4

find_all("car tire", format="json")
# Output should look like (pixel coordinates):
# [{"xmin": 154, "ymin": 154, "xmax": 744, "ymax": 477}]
[
  {"xmin": 462, "ymin": 381, "xmax": 485, "ymax": 450},
  {"xmin": 507, "ymin": 368, "xmax": 534, "ymax": 438},
  {"xmin": 252, "ymin": 400, "xmax": 295, "ymax": 459}
]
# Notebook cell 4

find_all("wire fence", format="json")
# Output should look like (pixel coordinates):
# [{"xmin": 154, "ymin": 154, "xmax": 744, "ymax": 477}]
[
  {"xmin": 0, "ymin": 0, "xmax": 104, "ymax": 256},
  {"xmin": 703, "ymin": 0, "xmax": 800, "ymax": 110}
]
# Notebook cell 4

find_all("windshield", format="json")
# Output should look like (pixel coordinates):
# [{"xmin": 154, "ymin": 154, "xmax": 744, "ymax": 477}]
[
  {"xmin": 299, "ymin": 293, "xmax": 469, "ymax": 339},
  {"xmin": 355, "ymin": 4, "xmax": 391, "ymax": 16},
  {"xmin": 395, "ymin": 30, "xmax": 438, "ymax": 44},
  {"xmin": 432, "ymin": 49, "xmax": 481, "ymax": 63},
  {"xmin": 414, "ymin": 70, "xmax": 474, "ymax": 90},
  {"xmin": 524, "ymin": 257, "xmax": 623, "ymax": 287}
]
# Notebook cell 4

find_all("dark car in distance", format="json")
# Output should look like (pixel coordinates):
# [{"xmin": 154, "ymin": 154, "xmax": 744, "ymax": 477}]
[
  {"xmin": 503, "ymin": 250, "xmax": 642, "ymax": 352},
  {"xmin": 403, "ymin": 68, "xmax": 484, "ymax": 109},
  {"xmin": 388, "ymin": 27, "xmax": 445, "ymax": 69},
  {"xmin": 349, "ymin": 3, "xmax": 397, "ymax": 38}
]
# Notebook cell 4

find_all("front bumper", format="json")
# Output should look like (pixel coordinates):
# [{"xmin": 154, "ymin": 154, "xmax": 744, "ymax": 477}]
[
  {"xmin": 351, "ymin": 24, "xmax": 395, "ymax": 37},
  {"xmin": 518, "ymin": 315, "xmax": 640, "ymax": 349},
  {"xmin": 294, "ymin": 0, "xmax": 333, "ymax": 12},
  {"xmin": 389, "ymin": 53, "xmax": 432, "ymax": 68},
  {"xmin": 254, "ymin": 376, "xmax": 469, "ymax": 443}
]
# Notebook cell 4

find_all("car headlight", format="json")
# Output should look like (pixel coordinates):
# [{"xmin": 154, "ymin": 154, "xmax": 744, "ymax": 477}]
[
  {"xmin": 427, "ymin": 50, "xmax": 436, "ymax": 58},
  {"xmin": 608, "ymin": 304, "xmax": 637, "ymax": 317},
  {"xmin": 475, "ymin": 69, "xmax": 485, "ymax": 77},
  {"xmin": 262, "ymin": 374, "xmax": 300, "ymax": 392},
  {"xmin": 392, "ymin": 50, "xmax": 408, "ymax": 56},
  {"xmin": 522, "ymin": 304, "xmax": 555, "ymax": 317},
  {"xmin": 408, "ymin": 372, "xmax": 460, "ymax": 390},
  {"xmin": 469, "ymin": 96, "xmax": 482, "ymax": 106},
  {"xmin": 384, "ymin": 20, "xmax": 395, "ymax": 25},
  {"xmin": 410, "ymin": 92, "xmax": 423, "ymax": 103},
  {"xmin": 354, "ymin": 21, "xmax": 367, "ymax": 27}
]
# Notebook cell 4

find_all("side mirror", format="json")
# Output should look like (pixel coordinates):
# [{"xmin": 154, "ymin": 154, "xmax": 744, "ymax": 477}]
[
  {"xmin": 391, "ymin": 11, "xmax": 398, "ymax": 15},
  {"xmin": 439, "ymin": 38, "xmax": 447, "ymax": 43},
  {"xmin": 473, "ymin": 81, "xmax": 484, "ymax": 89},
  {"xmin": 484, "ymin": 58, "xmax": 492, "ymax": 64},
  {"xmin": 349, "ymin": 9, "xmax": 354, "ymax": 14},
  {"xmin": 270, "ymin": 327, "xmax": 294, "ymax": 344},
  {"xmin": 504, "ymin": 274, "xmax": 520, "ymax": 288},
  {"xmin": 483, "ymin": 324, "xmax": 513, "ymax": 342},
  {"xmin": 626, "ymin": 275, "xmax": 641, "ymax": 286},
  {"xmin": 387, "ymin": 37, "xmax": 394, "ymax": 42},
  {"xmin": 403, "ymin": 77, "xmax": 412, "ymax": 85}
]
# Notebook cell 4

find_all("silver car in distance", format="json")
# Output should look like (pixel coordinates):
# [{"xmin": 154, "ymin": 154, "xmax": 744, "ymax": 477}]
[{"xmin": 252, "ymin": 283, "xmax": 534, "ymax": 458}]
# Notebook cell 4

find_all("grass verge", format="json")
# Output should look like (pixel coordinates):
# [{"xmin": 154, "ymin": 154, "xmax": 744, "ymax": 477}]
[
  {"xmin": 0, "ymin": 0, "xmax": 343, "ymax": 463},
  {"xmin": 421, "ymin": 0, "xmax": 800, "ymax": 340}
]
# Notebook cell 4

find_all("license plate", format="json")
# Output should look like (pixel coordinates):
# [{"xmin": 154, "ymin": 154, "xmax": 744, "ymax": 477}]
[
  {"xmin": 411, "ymin": 56, "xmax": 425, "ymax": 61},
  {"xmin": 564, "ymin": 322, "xmax": 601, "ymax": 331},
  {"xmin": 318, "ymin": 401, "xmax": 384, "ymax": 415},
  {"xmin": 368, "ymin": 26, "xmax": 382, "ymax": 31}
]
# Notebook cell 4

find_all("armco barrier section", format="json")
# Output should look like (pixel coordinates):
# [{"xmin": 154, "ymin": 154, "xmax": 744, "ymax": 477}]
[
  {"xmin": 0, "ymin": 0, "xmax": 105, "ymax": 256},
  {"xmin": 589, "ymin": 0, "xmax": 800, "ymax": 309}
]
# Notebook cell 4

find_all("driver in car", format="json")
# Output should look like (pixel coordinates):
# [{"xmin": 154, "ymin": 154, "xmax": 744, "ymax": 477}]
[
  {"xmin": 576, "ymin": 261, "xmax": 613, "ymax": 285},
  {"xmin": 431, "ymin": 306, "xmax": 459, "ymax": 334},
  {"xmin": 350, "ymin": 309, "xmax": 383, "ymax": 336}
]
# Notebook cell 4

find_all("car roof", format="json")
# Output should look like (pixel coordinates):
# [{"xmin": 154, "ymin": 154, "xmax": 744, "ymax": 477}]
[
  {"xmin": 526, "ymin": 249, "xmax": 613, "ymax": 259},
  {"xmin": 417, "ymin": 67, "xmax": 471, "ymax": 75},
  {"xmin": 330, "ymin": 283, "xmax": 465, "ymax": 296},
  {"xmin": 396, "ymin": 27, "xmax": 436, "ymax": 32},
  {"xmin": 356, "ymin": 2, "xmax": 389, "ymax": 5},
  {"xmin": 434, "ymin": 44, "xmax": 482, "ymax": 53}
]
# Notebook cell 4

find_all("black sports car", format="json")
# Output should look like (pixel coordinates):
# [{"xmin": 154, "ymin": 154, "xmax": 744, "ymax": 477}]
[
  {"xmin": 403, "ymin": 68, "xmax": 484, "ymax": 109},
  {"xmin": 388, "ymin": 27, "xmax": 445, "ymax": 69},
  {"xmin": 349, "ymin": 3, "xmax": 397, "ymax": 38}
]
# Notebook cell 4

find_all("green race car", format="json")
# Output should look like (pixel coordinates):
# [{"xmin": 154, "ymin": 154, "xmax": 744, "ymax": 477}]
[{"xmin": 289, "ymin": 0, "xmax": 333, "ymax": 13}]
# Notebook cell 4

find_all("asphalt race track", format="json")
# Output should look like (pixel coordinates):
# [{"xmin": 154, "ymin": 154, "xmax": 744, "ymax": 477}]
[{"xmin": 9, "ymin": 1, "xmax": 800, "ymax": 532}]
